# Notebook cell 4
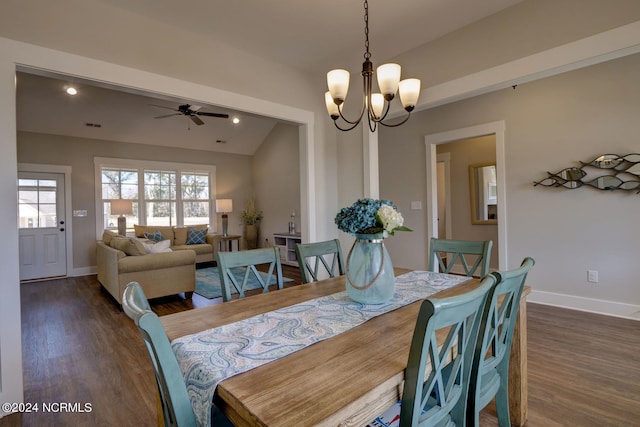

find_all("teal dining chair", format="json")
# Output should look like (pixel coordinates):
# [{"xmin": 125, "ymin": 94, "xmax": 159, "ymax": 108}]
[
  {"xmin": 428, "ymin": 238, "xmax": 493, "ymax": 278},
  {"xmin": 216, "ymin": 247, "xmax": 284, "ymax": 302},
  {"xmin": 397, "ymin": 274, "xmax": 497, "ymax": 426},
  {"xmin": 122, "ymin": 282, "xmax": 197, "ymax": 427},
  {"xmin": 466, "ymin": 257, "xmax": 535, "ymax": 427},
  {"xmin": 295, "ymin": 239, "xmax": 345, "ymax": 283}
]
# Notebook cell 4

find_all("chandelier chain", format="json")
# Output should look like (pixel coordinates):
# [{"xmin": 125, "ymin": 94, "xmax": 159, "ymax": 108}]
[{"xmin": 363, "ymin": 0, "xmax": 371, "ymax": 60}]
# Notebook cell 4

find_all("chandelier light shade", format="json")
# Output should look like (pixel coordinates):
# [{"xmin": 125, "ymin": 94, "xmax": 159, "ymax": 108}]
[{"xmin": 325, "ymin": 0, "xmax": 421, "ymax": 132}]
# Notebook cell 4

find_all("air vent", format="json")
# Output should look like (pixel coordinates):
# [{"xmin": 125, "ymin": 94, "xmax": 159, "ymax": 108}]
[{"xmin": 85, "ymin": 122, "xmax": 102, "ymax": 128}]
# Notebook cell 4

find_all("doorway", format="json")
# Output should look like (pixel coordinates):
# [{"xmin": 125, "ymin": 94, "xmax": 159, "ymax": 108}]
[{"xmin": 425, "ymin": 121, "xmax": 507, "ymax": 270}]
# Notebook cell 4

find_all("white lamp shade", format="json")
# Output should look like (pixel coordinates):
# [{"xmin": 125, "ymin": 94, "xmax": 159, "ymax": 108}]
[
  {"xmin": 327, "ymin": 69, "xmax": 350, "ymax": 102},
  {"xmin": 111, "ymin": 199, "xmax": 133, "ymax": 216},
  {"xmin": 370, "ymin": 93, "xmax": 385, "ymax": 119},
  {"xmin": 399, "ymin": 78, "xmax": 421, "ymax": 110},
  {"xmin": 376, "ymin": 63, "xmax": 401, "ymax": 98},
  {"xmin": 325, "ymin": 92, "xmax": 339, "ymax": 117},
  {"xmin": 216, "ymin": 199, "xmax": 233, "ymax": 213}
]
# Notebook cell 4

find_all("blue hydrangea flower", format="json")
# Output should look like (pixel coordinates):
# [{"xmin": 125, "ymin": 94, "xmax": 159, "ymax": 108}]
[{"xmin": 334, "ymin": 198, "xmax": 396, "ymax": 235}]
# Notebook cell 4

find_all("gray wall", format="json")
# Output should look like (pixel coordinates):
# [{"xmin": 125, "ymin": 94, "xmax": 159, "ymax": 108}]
[
  {"xmin": 252, "ymin": 123, "xmax": 300, "ymax": 248},
  {"xmin": 379, "ymin": 53, "xmax": 640, "ymax": 311}
]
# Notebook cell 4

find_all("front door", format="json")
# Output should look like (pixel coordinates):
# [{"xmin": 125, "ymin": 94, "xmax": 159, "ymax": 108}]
[{"xmin": 18, "ymin": 172, "xmax": 67, "ymax": 280}]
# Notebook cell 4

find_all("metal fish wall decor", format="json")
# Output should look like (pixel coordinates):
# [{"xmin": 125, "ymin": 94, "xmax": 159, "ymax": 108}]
[{"xmin": 533, "ymin": 153, "xmax": 640, "ymax": 193}]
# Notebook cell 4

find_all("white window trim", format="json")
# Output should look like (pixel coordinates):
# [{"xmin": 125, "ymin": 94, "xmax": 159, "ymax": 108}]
[{"xmin": 94, "ymin": 157, "xmax": 217, "ymax": 238}]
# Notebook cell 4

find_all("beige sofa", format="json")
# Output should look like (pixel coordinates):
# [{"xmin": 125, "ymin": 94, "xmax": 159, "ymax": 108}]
[
  {"xmin": 97, "ymin": 230, "xmax": 196, "ymax": 304},
  {"xmin": 132, "ymin": 224, "xmax": 220, "ymax": 263}
]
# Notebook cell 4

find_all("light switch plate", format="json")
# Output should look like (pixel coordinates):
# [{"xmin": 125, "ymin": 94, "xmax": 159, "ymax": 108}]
[{"xmin": 411, "ymin": 201, "xmax": 422, "ymax": 210}]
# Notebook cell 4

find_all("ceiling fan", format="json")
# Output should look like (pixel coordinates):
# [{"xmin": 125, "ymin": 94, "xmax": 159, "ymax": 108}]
[{"xmin": 151, "ymin": 104, "xmax": 229, "ymax": 126}]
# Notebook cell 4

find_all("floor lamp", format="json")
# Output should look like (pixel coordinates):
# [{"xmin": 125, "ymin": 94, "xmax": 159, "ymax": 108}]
[
  {"xmin": 216, "ymin": 199, "xmax": 233, "ymax": 236},
  {"xmin": 111, "ymin": 199, "xmax": 133, "ymax": 236}
]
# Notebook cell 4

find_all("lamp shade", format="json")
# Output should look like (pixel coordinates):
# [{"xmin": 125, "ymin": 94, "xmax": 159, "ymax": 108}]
[
  {"xmin": 111, "ymin": 199, "xmax": 133, "ymax": 216},
  {"xmin": 216, "ymin": 199, "xmax": 233, "ymax": 213}
]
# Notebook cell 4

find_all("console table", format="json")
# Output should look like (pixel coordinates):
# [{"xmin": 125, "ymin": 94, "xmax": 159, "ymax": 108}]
[{"xmin": 273, "ymin": 232, "xmax": 301, "ymax": 266}]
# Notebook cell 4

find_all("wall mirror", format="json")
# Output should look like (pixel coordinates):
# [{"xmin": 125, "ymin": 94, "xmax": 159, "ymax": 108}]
[{"xmin": 469, "ymin": 162, "xmax": 497, "ymax": 225}]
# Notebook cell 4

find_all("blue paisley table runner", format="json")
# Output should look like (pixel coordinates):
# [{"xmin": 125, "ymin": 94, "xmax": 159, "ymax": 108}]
[{"xmin": 171, "ymin": 271, "xmax": 470, "ymax": 427}]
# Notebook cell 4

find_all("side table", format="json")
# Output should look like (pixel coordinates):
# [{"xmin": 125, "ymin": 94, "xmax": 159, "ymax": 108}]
[{"xmin": 216, "ymin": 234, "xmax": 241, "ymax": 252}]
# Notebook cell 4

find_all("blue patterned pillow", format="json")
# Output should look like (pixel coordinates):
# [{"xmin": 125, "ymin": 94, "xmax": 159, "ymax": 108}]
[
  {"xmin": 144, "ymin": 230, "xmax": 164, "ymax": 242},
  {"xmin": 187, "ymin": 227, "xmax": 208, "ymax": 245}
]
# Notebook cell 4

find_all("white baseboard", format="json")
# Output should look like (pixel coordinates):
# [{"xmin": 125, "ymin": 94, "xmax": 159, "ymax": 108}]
[
  {"xmin": 527, "ymin": 290, "xmax": 640, "ymax": 321},
  {"xmin": 69, "ymin": 266, "xmax": 97, "ymax": 277}
]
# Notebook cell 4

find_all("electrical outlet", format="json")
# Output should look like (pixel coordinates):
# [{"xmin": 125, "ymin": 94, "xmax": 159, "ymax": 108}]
[{"xmin": 587, "ymin": 270, "xmax": 598, "ymax": 283}]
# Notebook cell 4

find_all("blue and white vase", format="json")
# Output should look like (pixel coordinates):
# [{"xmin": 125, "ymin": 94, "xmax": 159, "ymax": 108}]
[{"xmin": 345, "ymin": 232, "xmax": 395, "ymax": 304}]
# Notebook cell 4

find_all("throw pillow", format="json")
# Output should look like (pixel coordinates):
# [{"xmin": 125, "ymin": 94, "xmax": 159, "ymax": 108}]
[
  {"xmin": 144, "ymin": 230, "xmax": 164, "ymax": 242},
  {"xmin": 141, "ymin": 239, "xmax": 172, "ymax": 254},
  {"xmin": 109, "ymin": 237, "xmax": 147, "ymax": 256},
  {"xmin": 187, "ymin": 227, "xmax": 208, "ymax": 245},
  {"xmin": 102, "ymin": 229, "xmax": 118, "ymax": 245}
]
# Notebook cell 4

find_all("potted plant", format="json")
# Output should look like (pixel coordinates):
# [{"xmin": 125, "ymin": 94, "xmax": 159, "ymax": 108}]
[{"xmin": 241, "ymin": 198, "xmax": 263, "ymax": 249}]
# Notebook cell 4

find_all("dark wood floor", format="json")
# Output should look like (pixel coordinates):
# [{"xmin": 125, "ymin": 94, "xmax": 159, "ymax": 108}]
[{"xmin": 3, "ymin": 268, "xmax": 640, "ymax": 426}]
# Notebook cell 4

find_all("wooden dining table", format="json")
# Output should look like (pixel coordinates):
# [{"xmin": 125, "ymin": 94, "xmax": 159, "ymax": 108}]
[{"xmin": 160, "ymin": 269, "xmax": 530, "ymax": 427}]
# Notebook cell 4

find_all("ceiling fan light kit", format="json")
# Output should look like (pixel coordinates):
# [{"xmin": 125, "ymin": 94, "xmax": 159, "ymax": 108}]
[{"xmin": 325, "ymin": 0, "xmax": 421, "ymax": 132}]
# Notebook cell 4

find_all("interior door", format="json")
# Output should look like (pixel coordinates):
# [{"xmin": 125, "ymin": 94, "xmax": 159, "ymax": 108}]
[{"xmin": 18, "ymin": 172, "xmax": 67, "ymax": 280}]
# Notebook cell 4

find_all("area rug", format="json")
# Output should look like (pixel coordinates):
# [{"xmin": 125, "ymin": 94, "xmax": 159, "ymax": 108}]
[{"xmin": 195, "ymin": 266, "xmax": 293, "ymax": 299}]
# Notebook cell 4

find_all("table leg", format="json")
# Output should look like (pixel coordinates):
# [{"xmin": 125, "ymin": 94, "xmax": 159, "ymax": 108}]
[{"xmin": 508, "ymin": 294, "xmax": 528, "ymax": 426}]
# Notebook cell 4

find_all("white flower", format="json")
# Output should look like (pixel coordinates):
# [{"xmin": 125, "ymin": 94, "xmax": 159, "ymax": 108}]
[{"xmin": 377, "ymin": 205, "xmax": 404, "ymax": 234}]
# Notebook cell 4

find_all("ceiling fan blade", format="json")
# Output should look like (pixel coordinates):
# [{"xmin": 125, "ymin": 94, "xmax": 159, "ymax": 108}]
[
  {"xmin": 197, "ymin": 112, "xmax": 229, "ymax": 118},
  {"xmin": 149, "ymin": 104, "xmax": 178, "ymax": 112},
  {"xmin": 155, "ymin": 113, "xmax": 182, "ymax": 119},
  {"xmin": 189, "ymin": 105, "xmax": 203, "ymax": 111},
  {"xmin": 190, "ymin": 115, "xmax": 205, "ymax": 126}
]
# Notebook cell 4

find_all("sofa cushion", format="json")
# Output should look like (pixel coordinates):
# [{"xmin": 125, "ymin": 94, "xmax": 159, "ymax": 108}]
[
  {"xmin": 134, "ymin": 225, "xmax": 174, "ymax": 242},
  {"xmin": 172, "ymin": 243, "xmax": 211, "ymax": 256},
  {"xmin": 187, "ymin": 227, "xmax": 208, "ymax": 244},
  {"xmin": 144, "ymin": 230, "xmax": 164, "ymax": 242},
  {"xmin": 109, "ymin": 237, "xmax": 147, "ymax": 256}
]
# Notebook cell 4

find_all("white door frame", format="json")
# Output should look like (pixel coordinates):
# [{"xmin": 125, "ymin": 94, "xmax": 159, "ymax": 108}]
[
  {"xmin": 425, "ymin": 121, "xmax": 507, "ymax": 270},
  {"xmin": 18, "ymin": 163, "xmax": 73, "ymax": 278}
]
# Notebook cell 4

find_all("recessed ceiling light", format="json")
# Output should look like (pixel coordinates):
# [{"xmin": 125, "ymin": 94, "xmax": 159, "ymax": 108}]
[
  {"xmin": 66, "ymin": 87, "xmax": 78, "ymax": 96},
  {"xmin": 232, "ymin": 117, "xmax": 240, "ymax": 124}
]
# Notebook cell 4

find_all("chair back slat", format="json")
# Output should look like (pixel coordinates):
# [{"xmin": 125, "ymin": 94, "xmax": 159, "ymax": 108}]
[
  {"xmin": 123, "ymin": 282, "xmax": 197, "ymax": 427},
  {"xmin": 400, "ymin": 274, "xmax": 496, "ymax": 427},
  {"xmin": 428, "ymin": 238, "xmax": 493, "ymax": 277},
  {"xmin": 216, "ymin": 247, "xmax": 283, "ymax": 301},
  {"xmin": 295, "ymin": 239, "xmax": 345, "ymax": 283},
  {"xmin": 467, "ymin": 257, "xmax": 535, "ymax": 427}
]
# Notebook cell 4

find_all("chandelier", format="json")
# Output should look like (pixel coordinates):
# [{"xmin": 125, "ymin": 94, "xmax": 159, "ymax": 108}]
[{"xmin": 324, "ymin": 0, "xmax": 421, "ymax": 132}]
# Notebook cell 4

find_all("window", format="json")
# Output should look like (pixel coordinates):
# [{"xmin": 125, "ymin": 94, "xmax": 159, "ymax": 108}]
[
  {"xmin": 101, "ymin": 168, "xmax": 139, "ymax": 229},
  {"xmin": 144, "ymin": 170, "xmax": 176, "ymax": 226},
  {"xmin": 181, "ymin": 172, "xmax": 211, "ymax": 226},
  {"xmin": 18, "ymin": 178, "xmax": 58, "ymax": 228},
  {"xmin": 95, "ymin": 158, "xmax": 216, "ymax": 236}
]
